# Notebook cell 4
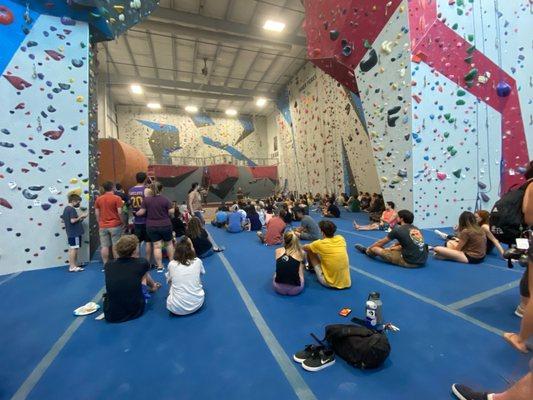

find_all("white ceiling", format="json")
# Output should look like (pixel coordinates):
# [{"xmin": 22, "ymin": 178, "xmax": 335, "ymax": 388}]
[{"xmin": 98, "ymin": 0, "xmax": 308, "ymax": 116}]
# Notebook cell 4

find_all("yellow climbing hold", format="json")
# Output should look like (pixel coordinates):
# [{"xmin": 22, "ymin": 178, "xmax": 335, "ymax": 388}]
[
  {"xmin": 76, "ymin": 96, "xmax": 84, "ymax": 103},
  {"xmin": 381, "ymin": 176, "xmax": 388, "ymax": 182},
  {"xmin": 114, "ymin": 5, "xmax": 125, "ymax": 12},
  {"xmin": 70, "ymin": 178, "xmax": 78, "ymax": 184},
  {"xmin": 68, "ymin": 188, "xmax": 82, "ymax": 196}
]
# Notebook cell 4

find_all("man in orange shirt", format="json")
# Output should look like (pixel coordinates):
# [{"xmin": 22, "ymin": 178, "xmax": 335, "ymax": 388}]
[{"xmin": 95, "ymin": 181, "xmax": 125, "ymax": 264}]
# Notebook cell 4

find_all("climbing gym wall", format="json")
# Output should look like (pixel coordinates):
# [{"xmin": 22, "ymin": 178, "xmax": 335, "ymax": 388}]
[
  {"xmin": 0, "ymin": 2, "xmax": 90, "ymax": 274},
  {"xmin": 116, "ymin": 107, "xmax": 269, "ymax": 165},
  {"xmin": 271, "ymin": 62, "xmax": 381, "ymax": 196},
  {"xmin": 303, "ymin": 0, "xmax": 531, "ymax": 228}
]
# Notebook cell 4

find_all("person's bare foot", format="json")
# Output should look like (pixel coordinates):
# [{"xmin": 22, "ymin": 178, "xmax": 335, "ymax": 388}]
[
  {"xmin": 503, "ymin": 332, "xmax": 529, "ymax": 353},
  {"xmin": 353, "ymin": 221, "xmax": 360, "ymax": 230}
]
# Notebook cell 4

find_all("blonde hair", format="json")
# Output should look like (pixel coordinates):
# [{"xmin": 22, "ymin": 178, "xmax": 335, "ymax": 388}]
[
  {"xmin": 150, "ymin": 181, "xmax": 163, "ymax": 196},
  {"xmin": 283, "ymin": 231, "xmax": 302, "ymax": 257}
]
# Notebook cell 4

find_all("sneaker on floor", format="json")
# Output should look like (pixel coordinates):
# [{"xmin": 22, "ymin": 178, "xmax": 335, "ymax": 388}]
[
  {"xmin": 293, "ymin": 344, "xmax": 324, "ymax": 363},
  {"xmin": 434, "ymin": 229, "xmax": 448, "ymax": 240},
  {"xmin": 451, "ymin": 384, "xmax": 490, "ymax": 400},
  {"xmin": 302, "ymin": 348, "xmax": 335, "ymax": 372},
  {"xmin": 355, "ymin": 244, "xmax": 368, "ymax": 254},
  {"xmin": 515, "ymin": 305, "xmax": 524, "ymax": 318}
]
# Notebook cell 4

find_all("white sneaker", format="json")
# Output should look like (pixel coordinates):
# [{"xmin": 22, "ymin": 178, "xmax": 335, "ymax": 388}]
[{"xmin": 434, "ymin": 229, "xmax": 448, "ymax": 240}]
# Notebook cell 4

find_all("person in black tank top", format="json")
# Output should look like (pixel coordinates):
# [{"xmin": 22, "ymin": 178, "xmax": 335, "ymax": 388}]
[{"xmin": 273, "ymin": 231, "xmax": 305, "ymax": 296}]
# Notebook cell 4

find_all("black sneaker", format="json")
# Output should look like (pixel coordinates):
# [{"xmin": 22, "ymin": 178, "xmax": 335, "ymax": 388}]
[
  {"xmin": 355, "ymin": 244, "xmax": 368, "ymax": 254},
  {"xmin": 451, "ymin": 384, "xmax": 489, "ymax": 400},
  {"xmin": 293, "ymin": 344, "xmax": 323, "ymax": 363},
  {"xmin": 301, "ymin": 348, "xmax": 335, "ymax": 372}
]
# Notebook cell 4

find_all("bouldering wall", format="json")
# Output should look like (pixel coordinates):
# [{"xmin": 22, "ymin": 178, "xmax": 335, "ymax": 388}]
[
  {"xmin": 151, "ymin": 164, "xmax": 278, "ymax": 204},
  {"xmin": 271, "ymin": 63, "xmax": 381, "ymax": 196},
  {"xmin": 0, "ymin": 2, "xmax": 90, "ymax": 274},
  {"xmin": 304, "ymin": 0, "xmax": 531, "ymax": 228},
  {"xmin": 117, "ymin": 106, "xmax": 269, "ymax": 164}
]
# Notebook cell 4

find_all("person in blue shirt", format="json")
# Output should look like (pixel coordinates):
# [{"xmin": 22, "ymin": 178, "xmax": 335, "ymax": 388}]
[
  {"xmin": 212, "ymin": 208, "xmax": 228, "ymax": 228},
  {"xmin": 62, "ymin": 193, "xmax": 87, "ymax": 272},
  {"xmin": 227, "ymin": 205, "xmax": 245, "ymax": 233}
]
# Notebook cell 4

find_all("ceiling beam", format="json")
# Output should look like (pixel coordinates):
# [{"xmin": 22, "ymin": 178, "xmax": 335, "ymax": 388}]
[
  {"xmin": 123, "ymin": 34, "xmax": 140, "ymax": 77},
  {"xmin": 106, "ymin": 75, "xmax": 277, "ymax": 100}
]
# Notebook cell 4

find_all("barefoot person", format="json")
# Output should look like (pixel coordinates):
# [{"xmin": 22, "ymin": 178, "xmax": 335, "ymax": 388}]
[
  {"xmin": 355, "ymin": 210, "xmax": 428, "ymax": 268},
  {"xmin": 293, "ymin": 208, "xmax": 321, "ymax": 241},
  {"xmin": 61, "ymin": 193, "xmax": 87, "ymax": 272},
  {"xmin": 354, "ymin": 201, "xmax": 398, "ymax": 231},
  {"xmin": 302, "ymin": 220, "xmax": 351, "ymax": 289}
]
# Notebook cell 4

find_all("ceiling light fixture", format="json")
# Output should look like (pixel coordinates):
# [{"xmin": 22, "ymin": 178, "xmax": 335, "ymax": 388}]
[
  {"xmin": 255, "ymin": 97, "xmax": 267, "ymax": 107},
  {"xmin": 263, "ymin": 20, "xmax": 285, "ymax": 32},
  {"xmin": 130, "ymin": 84, "xmax": 143, "ymax": 94},
  {"xmin": 225, "ymin": 109, "xmax": 237, "ymax": 116},
  {"xmin": 147, "ymin": 102, "xmax": 161, "ymax": 110},
  {"xmin": 185, "ymin": 105, "xmax": 198, "ymax": 113}
]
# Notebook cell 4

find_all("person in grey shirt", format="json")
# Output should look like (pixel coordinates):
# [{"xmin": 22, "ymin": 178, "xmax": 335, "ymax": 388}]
[{"xmin": 294, "ymin": 208, "xmax": 321, "ymax": 241}]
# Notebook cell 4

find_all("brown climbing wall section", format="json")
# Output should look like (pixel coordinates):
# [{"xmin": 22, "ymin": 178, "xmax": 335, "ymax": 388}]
[{"xmin": 97, "ymin": 138, "xmax": 148, "ymax": 190}]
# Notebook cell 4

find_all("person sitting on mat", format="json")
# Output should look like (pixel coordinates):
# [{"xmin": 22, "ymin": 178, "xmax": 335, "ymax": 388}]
[
  {"xmin": 354, "ymin": 201, "xmax": 398, "ymax": 231},
  {"xmin": 246, "ymin": 205, "xmax": 262, "ymax": 231},
  {"xmin": 355, "ymin": 210, "xmax": 428, "ymax": 268},
  {"xmin": 227, "ymin": 204, "xmax": 246, "ymax": 233},
  {"xmin": 166, "ymin": 237, "xmax": 206, "ymax": 316},
  {"xmin": 293, "ymin": 208, "xmax": 321, "ymax": 241},
  {"xmin": 186, "ymin": 216, "xmax": 222, "ymax": 258},
  {"xmin": 322, "ymin": 200, "xmax": 340, "ymax": 218},
  {"xmin": 211, "ymin": 207, "xmax": 228, "ymax": 228},
  {"xmin": 257, "ymin": 209, "xmax": 287, "ymax": 246},
  {"xmin": 302, "ymin": 221, "xmax": 351, "ymax": 289},
  {"xmin": 103, "ymin": 235, "xmax": 160, "ymax": 323},
  {"xmin": 433, "ymin": 211, "xmax": 487, "ymax": 264},
  {"xmin": 273, "ymin": 231, "xmax": 306, "ymax": 296}
]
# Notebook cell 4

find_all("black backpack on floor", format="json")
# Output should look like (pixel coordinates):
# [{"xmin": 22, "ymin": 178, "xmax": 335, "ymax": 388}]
[
  {"xmin": 489, "ymin": 180, "xmax": 532, "ymax": 245},
  {"xmin": 324, "ymin": 324, "xmax": 390, "ymax": 369}
]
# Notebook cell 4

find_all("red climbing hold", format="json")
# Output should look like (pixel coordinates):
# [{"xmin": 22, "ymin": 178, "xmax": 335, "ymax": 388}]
[
  {"xmin": 43, "ymin": 127, "xmax": 64, "ymax": 140},
  {"xmin": 3, "ymin": 74, "xmax": 32, "ymax": 90},
  {"xmin": 0, "ymin": 6, "xmax": 14, "ymax": 25},
  {"xmin": 45, "ymin": 50, "xmax": 65, "ymax": 61},
  {"xmin": 0, "ymin": 198, "xmax": 12, "ymax": 209}
]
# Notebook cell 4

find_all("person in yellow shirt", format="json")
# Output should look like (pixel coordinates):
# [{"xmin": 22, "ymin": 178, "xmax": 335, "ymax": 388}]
[{"xmin": 302, "ymin": 220, "xmax": 351, "ymax": 289}]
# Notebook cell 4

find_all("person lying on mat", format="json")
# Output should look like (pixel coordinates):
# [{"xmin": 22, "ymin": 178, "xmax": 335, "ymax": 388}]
[
  {"xmin": 354, "ymin": 201, "xmax": 398, "ymax": 231},
  {"xmin": 103, "ymin": 235, "xmax": 160, "ymax": 323},
  {"xmin": 257, "ymin": 209, "xmax": 287, "ymax": 245},
  {"xmin": 432, "ymin": 211, "xmax": 487, "ymax": 264},
  {"xmin": 273, "ymin": 231, "xmax": 306, "ymax": 296},
  {"xmin": 355, "ymin": 210, "xmax": 428, "ymax": 268},
  {"xmin": 322, "ymin": 200, "xmax": 340, "ymax": 218},
  {"xmin": 293, "ymin": 208, "xmax": 321, "ymax": 241},
  {"xmin": 186, "ymin": 217, "xmax": 223, "ymax": 258},
  {"xmin": 166, "ymin": 237, "xmax": 206, "ymax": 316},
  {"xmin": 302, "ymin": 220, "xmax": 351, "ymax": 289},
  {"xmin": 227, "ymin": 204, "xmax": 246, "ymax": 233}
]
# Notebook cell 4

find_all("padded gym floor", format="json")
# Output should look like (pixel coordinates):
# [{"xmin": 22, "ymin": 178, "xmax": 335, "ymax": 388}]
[{"xmin": 1, "ymin": 210, "xmax": 530, "ymax": 400}]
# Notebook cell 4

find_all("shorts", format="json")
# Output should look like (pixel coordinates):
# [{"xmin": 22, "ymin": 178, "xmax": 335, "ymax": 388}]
[
  {"xmin": 147, "ymin": 226, "xmax": 173, "ymax": 242},
  {"xmin": 68, "ymin": 236, "xmax": 82, "ymax": 249},
  {"xmin": 379, "ymin": 248, "xmax": 422, "ymax": 268},
  {"xmin": 520, "ymin": 266, "xmax": 529, "ymax": 297},
  {"xmin": 465, "ymin": 254, "xmax": 485, "ymax": 264},
  {"xmin": 378, "ymin": 223, "xmax": 390, "ymax": 231},
  {"xmin": 99, "ymin": 226, "xmax": 123, "ymax": 247},
  {"xmin": 134, "ymin": 224, "xmax": 150, "ymax": 242}
]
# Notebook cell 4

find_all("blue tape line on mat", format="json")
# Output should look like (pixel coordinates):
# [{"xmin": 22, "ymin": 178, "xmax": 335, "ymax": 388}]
[{"xmin": 447, "ymin": 281, "xmax": 521, "ymax": 310}]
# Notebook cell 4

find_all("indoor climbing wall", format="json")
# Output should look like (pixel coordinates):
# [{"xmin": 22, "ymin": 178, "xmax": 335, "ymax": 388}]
[
  {"xmin": 354, "ymin": 0, "xmax": 414, "ymax": 210},
  {"xmin": 272, "ymin": 62, "xmax": 381, "ymax": 197},
  {"xmin": 0, "ymin": 2, "xmax": 90, "ymax": 274},
  {"xmin": 117, "ymin": 107, "xmax": 269, "ymax": 163},
  {"xmin": 303, "ymin": 0, "xmax": 531, "ymax": 228}
]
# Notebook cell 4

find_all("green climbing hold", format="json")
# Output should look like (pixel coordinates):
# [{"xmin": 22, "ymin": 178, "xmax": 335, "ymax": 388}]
[
  {"xmin": 457, "ymin": 90, "xmax": 466, "ymax": 96},
  {"xmin": 457, "ymin": 0, "xmax": 464, "ymax": 5},
  {"xmin": 467, "ymin": 45, "xmax": 476, "ymax": 54},
  {"xmin": 456, "ymin": 99, "xmax": 466, "ymax": 106},
  {"xmin": 452, "ymin": 23, "xmax": 458, "ymax": 30},
  {"xmin": 450, "ymin": 149, "xmax": 457, "ymax": 156},
  {"xmin": 448, "ymin": 117, "xmax": 456, "ymax": 123},
  {"xmin": 464, "ymin": 56, "xmax": 472, "ymax": 63},
  {"xmin": 464, "ymin": 68, "xmax": 478, "ymax": 82},
  {"xmin": 443, "ymin": 132, "xmax": 450, "ymax": 138},
  {"xmin": 444, "ymin": 113, "xmax": 451, "ymax": 120},
  {"xmin": 452, "ymin": 169, "xmax": 462, "ymax": 178},
  {"xmin": 363, "ymin": 39, "xmax": 371, "ymax": 49},
  {"xmin": 467, "ymin": 34, "xmax": 474, "ymax": 42},
  {"xmin": 447, "ymin": 146, "xmax": 454, "ymax": 152},
  {"xmin": 457, "ymin": 8, "xmax": 463, "ymax": 15}
]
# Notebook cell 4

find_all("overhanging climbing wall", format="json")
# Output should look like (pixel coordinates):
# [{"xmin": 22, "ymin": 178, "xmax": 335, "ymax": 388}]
[
  {"xmin": 0, "ymin": 2, "xmax": 90, "ymax": 274},
  {"xmin": 151, "ymin": 164, "xmax": 278, "ymax": 204},
  {"xmin": 304, "ymin": 0, "xmax": 531, "ymax": 228}
]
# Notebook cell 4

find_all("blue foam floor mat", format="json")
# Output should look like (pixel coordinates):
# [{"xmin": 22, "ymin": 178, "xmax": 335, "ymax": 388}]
[{"xmin": 0, "ymin": 211, "xmax": 529, "ymax": 400}]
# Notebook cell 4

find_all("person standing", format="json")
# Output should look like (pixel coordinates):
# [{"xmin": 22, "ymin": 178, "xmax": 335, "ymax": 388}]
[
  {"xmin": 95, "ymin": 181, "xmax": 125, "ymax": 264},
  {"xmin": 136, "ymin": 181, "xmax": 174, "ymax": 272},
  {"xmin": 61, "ymin": 193, "xmax": 87, "ymax": 272},
  {"xmin": 187, "ymin": 182, "xmax": 204, "ymax": 224},
  {"xmin": 128, "ymin": 172, "xmax": 152, "ymax": 261}
]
